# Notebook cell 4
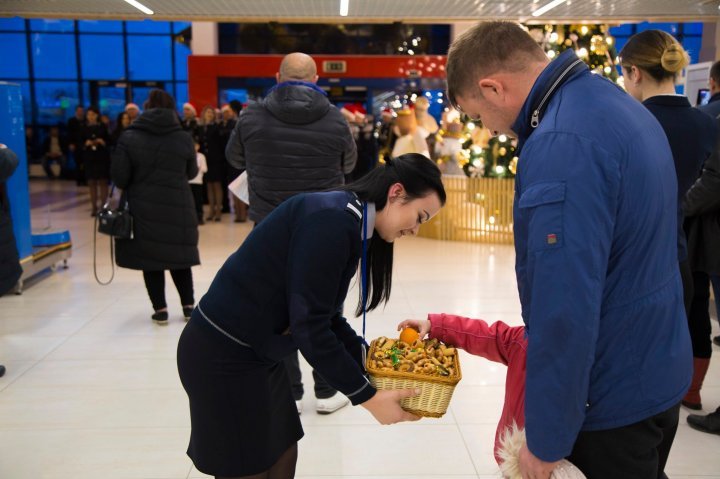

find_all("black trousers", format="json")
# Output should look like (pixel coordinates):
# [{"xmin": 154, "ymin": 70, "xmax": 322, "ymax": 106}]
[
  {"xmin": 679, "ymin": 260, "xmax": 693, "ymax": 319},
  {"xmin": 142, "ymin": 269, "xmax": 194, "ymax": 311},
  {"xmin": 688, "ymin": 270, "xmax": 713, "ymax": 358},
  {"xmin": 283, "ymin": 352, "xmax": 336, "ymax": 400},
  {"xmin": 568, "ymin": 403, "xmax": 680, "ymax": 479},
  {"xmin": 190, "ymin": 184, "xmax": 204, "ymax": 221}
]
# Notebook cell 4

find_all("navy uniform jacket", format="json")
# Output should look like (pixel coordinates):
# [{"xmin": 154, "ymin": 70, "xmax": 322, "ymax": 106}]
[
  {"xmin": 511, "ymin": 50, "xmax": 692, "ymax": 461},
  {"xmin": 199, "ymin": 190, "xmax": 375, "ymax": 406}
]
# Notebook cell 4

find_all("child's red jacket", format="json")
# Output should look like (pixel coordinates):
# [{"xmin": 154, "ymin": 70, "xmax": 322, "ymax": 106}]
[{"xmin": 429, "ymin": 313, "xmax": 527, "ymax": 464}]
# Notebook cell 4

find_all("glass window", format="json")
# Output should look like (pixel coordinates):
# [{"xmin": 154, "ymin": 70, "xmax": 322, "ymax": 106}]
[
  {"xmin": 78, "ymin": 20, "xmax": 123, "ymax": 33},
  {"xmin": 34, "ymin": 81, "xmax": 80, "ymax": 125},
  {"xmin": 80, "ymin": 35, "xmax": 125, "ymax": 80},
  {"xmin": 126, "ymin": 20, "xmax": 171, "ymax": 34},
  {"xmin": 132, "ymin": 86, "xmax": 155, "ymax": 108},
  {"xmin": 683, "ymin": 23, "xmax": 703, "ymax": 36},
  {"xmin": 98, "ymin": 85, "xmax": 129, "ymax": 121},
  {"xmin": 0, "ymin": 17, "xmax": 26, "ymax": 31},
  {"xmin": 173, "ymin": 21, "xmax": 191, "ymax": 34},
  {"xmin": 32, "ymin": 33, "xmax": 77, "ymax": 79},
  {"xmin": 175, "ymin": 82, "xmax": 188, "ymax": 112},
  {"xmin": 683, "ymin": 37, "xmax": 702, "ymax": 65},
  {"xmin": 29, "ymin": 19, "xmax": 75, "ymax": 33},
  {"xmin": 175, "ymin": 42, "xmax": 191, "ymax": 81},
  {"xmin": 128, "ymin": 36, "xmax": 172, "ymax": 80},
  {"xmin": 609, "ymin": 25, "xmax": 633, "ymax": 36},
  {"xmin": 0, "ymin": 33, "xmax": 29, "ymax": 78},
  {"xmin": 649, "ymin": 23, "xmax": 678, "ymax": 34}
]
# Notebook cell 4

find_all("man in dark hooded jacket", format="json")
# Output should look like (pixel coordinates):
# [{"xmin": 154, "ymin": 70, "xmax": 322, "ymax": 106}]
[{"xmin": 225, "ymin": 52, "xmax": 357, "ymax": 415}]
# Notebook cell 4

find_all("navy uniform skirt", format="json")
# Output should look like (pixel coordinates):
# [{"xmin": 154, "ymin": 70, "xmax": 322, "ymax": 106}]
[{"xmin": 177, "ymin": 311, "xmax": 303, "ymax": 476}]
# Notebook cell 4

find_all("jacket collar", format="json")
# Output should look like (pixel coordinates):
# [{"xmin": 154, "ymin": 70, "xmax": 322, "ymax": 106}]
[
  {"xmin": 709, "ymin": 92, "xmax": 720, "ymax": 104},
  {"xmin": 511, "ymin": 49, "xmax": 588, "ymax": 153},
  {"xmin": 642, "ymin": 95, "xmax": 691, "ymax": 108},
  {"xmin": 266, "ymin": 80, "xmax": 327, "ymax": 97}
]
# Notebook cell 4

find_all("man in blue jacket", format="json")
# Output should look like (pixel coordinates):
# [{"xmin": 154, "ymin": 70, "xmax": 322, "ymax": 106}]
[{"xmin": 446, "ymin": 22, "xmax": 692, "ymax": 479}]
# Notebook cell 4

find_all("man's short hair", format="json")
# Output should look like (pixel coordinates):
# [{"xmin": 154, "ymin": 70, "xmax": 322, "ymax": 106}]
[
  {"xmin": 278, "ymin": 53, "xmax": 317, "ymax": 82},
  {"xmin": 446, "ymin": 21, "xmax": 546, "ymax": 110},
  {"xmin": 710, "ymin": 61, "xmax": 720, "ymax": 85}
]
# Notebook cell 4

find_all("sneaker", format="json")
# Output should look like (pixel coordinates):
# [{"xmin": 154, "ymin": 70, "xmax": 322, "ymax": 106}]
[
  {"xmin": 183, "ymin": 306, "xmax": 194, "ymax": 321},
  {"xmin": 295, "ymin": 400, "xmax": 303, "ymax": 415},
  {"xmin": 151, "ymin": 311, "xmax": 169, "ymax": 325},
  {"xmin": 315, "ymin": 392, "xmax": 349, "ymax": 415}
]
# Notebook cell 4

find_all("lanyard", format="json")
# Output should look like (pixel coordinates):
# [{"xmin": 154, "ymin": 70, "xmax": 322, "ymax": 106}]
[{"xmin": 361, "ymin": 201, "xmax": 368, "ymax": 339}]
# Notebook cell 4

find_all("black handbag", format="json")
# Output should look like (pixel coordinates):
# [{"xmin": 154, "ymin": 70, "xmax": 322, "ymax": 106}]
[{"xmin": 97, "ymin": 187, "xmax": 133, "ymax": 239}]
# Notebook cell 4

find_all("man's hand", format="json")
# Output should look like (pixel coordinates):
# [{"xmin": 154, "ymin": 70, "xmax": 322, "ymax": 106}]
[{"xmin": 519, "ymin": 443, "xmax": 561, "ymax": 479}]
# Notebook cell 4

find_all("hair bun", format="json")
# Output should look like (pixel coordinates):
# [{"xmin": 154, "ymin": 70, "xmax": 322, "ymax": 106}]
[{"xmin": 661, "ymin": 43, "xmax": 689, "ymax": 74}]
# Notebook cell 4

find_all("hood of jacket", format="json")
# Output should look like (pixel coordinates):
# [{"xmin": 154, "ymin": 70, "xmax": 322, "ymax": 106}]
[
  {"xmin": 129, "ymin": 108, "xmax": 182, "ymax": 136},
  {"xmin": 264, "ymin": 81, "xmax": 331, "ymax": 125}
]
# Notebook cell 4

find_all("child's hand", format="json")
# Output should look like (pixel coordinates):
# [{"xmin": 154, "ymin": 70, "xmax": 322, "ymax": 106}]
[{"xmin": 397, "ymin": 319, "xmax": 431, "ymax": 339}]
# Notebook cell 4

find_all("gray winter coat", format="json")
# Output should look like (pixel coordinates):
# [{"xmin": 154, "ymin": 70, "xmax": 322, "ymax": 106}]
[
  {"xmin": 225, "ymin": 81, "xmax": 357, "ymax": 223},
  {"xmin": 111, "ymin": 108, "xmax": 199, "ymax": 271}
]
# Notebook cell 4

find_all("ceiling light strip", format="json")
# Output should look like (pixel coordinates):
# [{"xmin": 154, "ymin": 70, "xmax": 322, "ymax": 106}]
[
  {"xmin": 531, "ymin": 0, "xmax": 567, "ymax": 17},
  {"xmin": 123, "ymin": 0, "xmax": 154, "ymax": 15},
  {"xmin": 340, "ymin": 0, "xmax": 349, "ymax": 16}
]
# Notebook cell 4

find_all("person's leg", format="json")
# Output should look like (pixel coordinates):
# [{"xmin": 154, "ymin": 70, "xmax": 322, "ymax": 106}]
[
  {"xmin": 711, "ymin": 275, "xmax": 720, "ymax": 346},
  {"xmin": 282, "ymin": 353, "xmax": 304, "ymax": 402},
  {"xmin": 142, "ymin": 270, "xmax": 167, "ymax": 312},
  {"xmin": 191, "ymin": 184, "xmax": 204, "ymax": 224},
  {"xmin": 212, "ymin": 182, "xmax": 223, "ymax": 220},
  {"xmin": 98, "ymin": 179, "xmax": 109, "ymax": 209},
  {"xmin": 568, "ymin": 406, "xmax": 677, "ymax": 479},
  {"xmin": 267, "ymin": 442, "xmax": 298, "ymax": 479},
  {"xmin": 655, "ymin": 403, "xmax": 680, "ymax": 479},
  {"xmin": 42, "ymin": 155, "xmax": 55, "ymax": 178},
  {"xmin": 169, "ymin": 268, "xmax": 195, "ymax": 307},
  {"xmin": 312, "ymin": 370, "xmax": 337, "ymax": 400},
  {"xmin": 206, "ymin": 182, "xmax": 217, "ymax": 221},
  {"xmin": 88, "ymin": 179, "xmax": 98, "ymax": 215},
  {"xmin": 683, "ymin": 271, "xmax": 712, "ymax": 409},
  {"xmin": 679, "ymin": 260, "xmax": 693, "ymax": 319}
]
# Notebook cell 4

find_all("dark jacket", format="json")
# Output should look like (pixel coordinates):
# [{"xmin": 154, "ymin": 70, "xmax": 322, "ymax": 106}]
[
  {"xmin": 643, "ymin": 95, "xmax": 716, "ymax": 261},
  {"xmin": 111, "ymin": 108, "xmax": 199, "ymax": 271},
  {"xmin": 0, "ymin": 147, "xmax": 21, "ymax": 295},
  {"xmin": 684, "ymin": 96, "xmax": 720, "ymax": 274},
  {"xmin": 199, "ymin": 190, "xmax": 374, "ymax": 405},
  {"xmin": 226, "ymin": 81, "xmax": 357, "ymax": 223},
  {"xmin": 511, "ymin": 50, "xmax": 691, "ymax": 461}
]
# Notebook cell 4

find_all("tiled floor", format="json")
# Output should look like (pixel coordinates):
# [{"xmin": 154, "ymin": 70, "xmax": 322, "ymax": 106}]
[{"xmin": 1, "ymin": 179, "xmax": 719, "ymax": 478}]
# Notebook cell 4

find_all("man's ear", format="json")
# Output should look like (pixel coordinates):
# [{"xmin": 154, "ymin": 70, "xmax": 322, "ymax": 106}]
[{"xmin": 478, "ymin": 78, "xmax": 505, "ymax": 106}]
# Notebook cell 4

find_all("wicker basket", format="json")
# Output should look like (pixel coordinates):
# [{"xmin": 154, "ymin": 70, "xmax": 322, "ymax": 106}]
[{"xmin": 365, "ymin": 338, "xmax": 462, "ymax": 418}]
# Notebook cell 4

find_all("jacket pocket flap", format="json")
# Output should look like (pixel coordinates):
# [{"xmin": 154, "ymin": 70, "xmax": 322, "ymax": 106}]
[{"xmin": 519, "ymin": 181, "xmax": 566, "ymax": 208}]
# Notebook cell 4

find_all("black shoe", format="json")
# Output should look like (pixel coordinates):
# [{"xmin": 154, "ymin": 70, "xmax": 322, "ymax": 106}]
[
  {"xmin": 0, "ymin": 365, "xmax": 5, "ymax": 378},
  {"xmin": 713, "ymin": 335, "xmax": 720, "ymax": 347},
  {"xmin": 151, "ymin": 311, "xmax": 169, "ymax": 325},
  {"xmin": 182, "ymin": 306, "xmax": 194, "ymax": 321},
  {"xmin": 687, "ymin": 407, "xmax": 720, "ymax": 435}
]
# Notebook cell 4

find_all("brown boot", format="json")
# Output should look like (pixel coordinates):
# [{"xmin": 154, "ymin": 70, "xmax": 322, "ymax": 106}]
[{"xmin": 682, "ymin": 357, "xmax": 711, "ymax": 410}]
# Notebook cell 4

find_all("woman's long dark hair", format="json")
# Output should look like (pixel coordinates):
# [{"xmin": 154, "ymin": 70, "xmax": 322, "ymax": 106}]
[{"xmin": 340, "ymin": 153, "xmax": 446, "ymax": 316}]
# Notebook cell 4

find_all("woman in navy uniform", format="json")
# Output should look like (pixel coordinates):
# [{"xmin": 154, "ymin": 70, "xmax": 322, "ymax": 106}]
[{"xmin": 177, "ymin": 153, "xmax": 446, "ymax": 479}]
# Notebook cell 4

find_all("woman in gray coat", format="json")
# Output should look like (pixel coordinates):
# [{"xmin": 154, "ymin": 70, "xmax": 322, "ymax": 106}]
[{"xmin": 111, "ymin": 90, "xmax": 199, "ymax": 324}]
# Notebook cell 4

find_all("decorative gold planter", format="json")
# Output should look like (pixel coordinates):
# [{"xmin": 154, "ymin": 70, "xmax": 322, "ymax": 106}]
[{"xmin": 418, "ymin": 176, "xmax": 515, "ymax": 244}]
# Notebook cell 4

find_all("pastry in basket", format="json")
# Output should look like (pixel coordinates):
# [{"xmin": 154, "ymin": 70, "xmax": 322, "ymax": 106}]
[
  {"xmin": 365, "ymin": 328, "xmax": 462, "ymax": 418},
  {"xmin": 397, "ymin": 315, "xmax": 584, "ymax": 478}
]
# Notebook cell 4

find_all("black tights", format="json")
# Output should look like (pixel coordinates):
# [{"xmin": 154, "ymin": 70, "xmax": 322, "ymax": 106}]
[{"xmin": 215, "ymin": 443, "xmax": 297, "ymax": 479}]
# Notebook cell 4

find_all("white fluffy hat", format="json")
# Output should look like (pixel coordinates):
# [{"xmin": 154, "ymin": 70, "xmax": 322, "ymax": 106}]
[{"xmin": 498, "ymin": 424, "xmax": 586, "ymax": 479}]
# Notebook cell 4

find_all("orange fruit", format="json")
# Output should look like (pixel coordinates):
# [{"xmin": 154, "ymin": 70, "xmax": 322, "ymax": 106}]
[{"xmin": 399, "ymin": 327, "xmax": 419, "ymax": 344}]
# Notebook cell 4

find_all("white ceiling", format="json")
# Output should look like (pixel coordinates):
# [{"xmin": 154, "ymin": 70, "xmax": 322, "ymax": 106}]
[{"xmin": 0, "ymin": 0, "xmax": 718, "ymax": 23}]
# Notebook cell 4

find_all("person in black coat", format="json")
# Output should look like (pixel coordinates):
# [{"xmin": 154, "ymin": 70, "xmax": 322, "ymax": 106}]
[
  {"xmin": 0, "ymin": 145, "xmax": 21, "ymax": 297},
  {"xmin": 177, "ymin": 154, "xmax": 445, "ymax": 478},
  {"xmin": 82, "ymin": 106, "xmax": 111, "ymax": 216},
  {"xmin": 111, "ymin": 89, "xmax": 199, "ymax": 325},
  {"xmin": 197, "ymin": 106, "xmax": 225, "ymax": 222},
  {"xmin": 67, "ymin": 105, "xmax": 86, "ymax": 185},
  {"xmin": 219, "ymin": 105, "xmax": 246, "ymax": 222},
  {"xmin": 683, "ymin": 60, "xmax": 720, "ymax": 435},
  {"xmin": 620, "ymin": 31, "xmax": 718, "ymax": 417}
]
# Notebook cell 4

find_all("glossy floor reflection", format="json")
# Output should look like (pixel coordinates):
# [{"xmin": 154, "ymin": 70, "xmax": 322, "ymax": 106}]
[{"xmin": 1, "ymin": 179, "xmax": 719, "ymax": 479}]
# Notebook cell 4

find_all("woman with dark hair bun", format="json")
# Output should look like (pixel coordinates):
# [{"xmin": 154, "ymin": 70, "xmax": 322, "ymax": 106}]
[
  {"xmin": 619, "ymin": 29, "xmax": 718, "ymax": 471},
  {"xmin": 111, "ymin": 89, "xmax": 200, "ymax": 325},
  {"xmin": 177, "ymin": 153, "xmax": 445, "ymax": 479}
]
